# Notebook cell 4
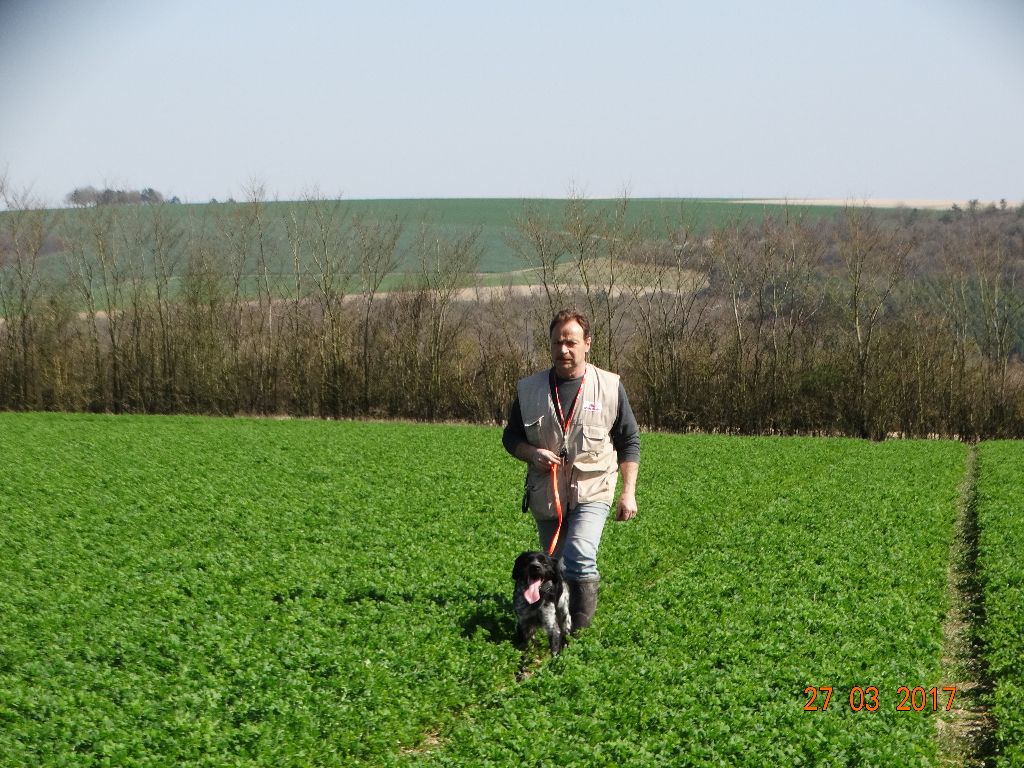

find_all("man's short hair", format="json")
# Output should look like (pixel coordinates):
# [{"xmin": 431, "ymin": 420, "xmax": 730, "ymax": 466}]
[{"xmin": 549, "ymin": 309, "xmax": 591, "ymax": 340}]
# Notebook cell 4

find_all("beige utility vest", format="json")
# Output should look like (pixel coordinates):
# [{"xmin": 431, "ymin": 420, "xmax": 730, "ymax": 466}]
[{"xmin": 518, "ymin": 363, "xmax": 620, "ymax": 520}]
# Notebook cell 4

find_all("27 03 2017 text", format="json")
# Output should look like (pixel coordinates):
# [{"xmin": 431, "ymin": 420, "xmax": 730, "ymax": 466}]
[{"xmin": 803, "ymin": 686, "xmax": 957, "ymax": 712}]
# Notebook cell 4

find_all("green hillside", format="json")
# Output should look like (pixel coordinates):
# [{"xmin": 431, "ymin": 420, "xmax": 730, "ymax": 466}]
[{"xmin": 4, "ymin": 197, "xmax": 891, "ymax": 279}]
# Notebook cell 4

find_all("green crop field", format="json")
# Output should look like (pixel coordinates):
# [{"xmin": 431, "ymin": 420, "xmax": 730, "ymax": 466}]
[
  {"xmin": 1, "ymin": 413, "xmax": 1011, "ymax": 766},
  {"xmin": 977, "ymin": 441, "xmax": 1024, "ymax": 767}
]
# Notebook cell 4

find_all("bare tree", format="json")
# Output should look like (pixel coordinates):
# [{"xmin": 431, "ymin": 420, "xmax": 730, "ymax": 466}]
[
  {"xmin": 623, "ymin": 222, "xmax": 712, "ymax": 429},
  {"xmin": 146, "ymin": 205, "xmax": 185, "ymax": 409},
  {"xmin": 415, "ymin": 224, "xmax": 482, "ymax": 418},
  {"xmin": 945, "ymin": 213, "xmax": 1024, "ymax": 433},
  {"xmin": 507, "ymin": 202, "xmax": 571, "ymax": 316},
  {"xmin": 217, "ymin": 201, "xmax": 252, "ymax": 407},
  {"xmin": 761, "ymin": 215, "xmax": 826, "ymax": 429},
  {"xmin": 592, "ymin": 195, "xmax": 643, "ymax": 371},
  {"xmin": 64, "ymin": 215, "xmax": 101, "ymax": 406},
  {"xmin": 836, "ymin": 207, "xmax": 914, "ymax": 438},
  {"xmin": 179, "ymin": 220, "xmax": 229, "ymax": 411},
  {"xmin": 217, "ymin": 184, "xmax": 286, "ymax": 412},
  {"xmin": 113, "ymin": 204, "xmax": 184, "ymax": 410},
  {"xmin": 353, "ymin": 213, "xmax": 401, "ymax": 411},
  {"xmin": 0, "ymin": 184, "xmax": 53, "ymax": 408},
  {"xmin": 467, "ymin": 283, "xmax": 539, "ymax": 422},
  {"xmin": 303, "ymin": 195, "xmax": 354, "ymax": 417},
  {"xmin": 116, "ymin": 206, "xmax": 153, "ymax": 410},
  {"xmin": 709, "ymin": 222, "xmax": 770, "ymax": 428},
  {"xmin": 283, "ymin": 206, "xmax": 314, "ymax": 413},
  {"xmin": 63, "ymin": 206, "xmax": 133, "ymax": 411},
  {"xmin": 560, "ymin": 193, "xmax": 608, "ymax": 364},
  {"xmin": 247, "ymin": 183, "xmax": 284, "ymax": 411}
]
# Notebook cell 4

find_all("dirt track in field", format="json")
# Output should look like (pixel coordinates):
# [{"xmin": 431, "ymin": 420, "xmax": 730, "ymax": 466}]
[{"xmin": 733, "ymin": 198, "xmax": 1021, "ymax": 210}]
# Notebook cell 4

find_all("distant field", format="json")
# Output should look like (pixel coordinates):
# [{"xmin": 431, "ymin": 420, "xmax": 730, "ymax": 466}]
[
  {"xmin": 5, "ymin": 197, "xmax": 895, "ymax": 282},
  {"xmin": 5, "ymin": 412, "xmax": 1011, "ymax": 766}
]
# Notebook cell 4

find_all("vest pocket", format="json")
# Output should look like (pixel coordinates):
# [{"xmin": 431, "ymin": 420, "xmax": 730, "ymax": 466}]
[
  {"xmin": 581, "ymin": 425, "xmax": 608, "ymax": 454},
  {"xmin": 524, "ymin": 416, "xmax": 544, "ymax": 444}
]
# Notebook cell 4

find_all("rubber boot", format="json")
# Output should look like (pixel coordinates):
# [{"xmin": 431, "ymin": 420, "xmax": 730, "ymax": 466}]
[{"xmin": 568, "ymin": 579, "xmax": 599, "ymax": 633}]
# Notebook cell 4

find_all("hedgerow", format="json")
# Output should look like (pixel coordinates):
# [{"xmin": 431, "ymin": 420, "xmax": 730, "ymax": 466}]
[{"xmin": 976, "ymin": 441, "xmax": 1024, "ymax": 767}]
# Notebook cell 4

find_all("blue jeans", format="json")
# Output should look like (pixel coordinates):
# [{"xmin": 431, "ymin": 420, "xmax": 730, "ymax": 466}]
[{"xmin": 535, "ymin": 501, "xmax": 611, "ymax": 583}]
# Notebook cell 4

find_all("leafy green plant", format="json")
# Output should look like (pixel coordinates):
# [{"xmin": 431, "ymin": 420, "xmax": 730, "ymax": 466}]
[
  {"xmin": 0, "ymin": 414, "xmax": 528, "ymax": 766},
  {"xmin": 0, "ymin": 414, "xmax": 985, "ymax": 766},
  {"xmin": 977, "ymin": 441, "xmax": 1024, "ymax": 768},
  {"xmin": 400, "ymin": 435, "xmax": 967, "ymax": 767}
]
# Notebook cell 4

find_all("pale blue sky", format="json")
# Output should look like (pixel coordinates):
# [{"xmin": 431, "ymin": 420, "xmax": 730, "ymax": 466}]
[{"xmin": 1, "ymin": 0, "xmax": 1022, "ymax": 206}]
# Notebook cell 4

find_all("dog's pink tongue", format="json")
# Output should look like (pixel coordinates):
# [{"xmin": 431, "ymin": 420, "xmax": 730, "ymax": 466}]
[{"xmin": 524, "ymin": 578, "xmax": 542, "ymax": 604}]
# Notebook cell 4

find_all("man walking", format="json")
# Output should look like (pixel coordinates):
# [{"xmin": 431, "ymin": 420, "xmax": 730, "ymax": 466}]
[{"xmin": 503, "ymin": 309, "xmax": 640, "ymax": 631}]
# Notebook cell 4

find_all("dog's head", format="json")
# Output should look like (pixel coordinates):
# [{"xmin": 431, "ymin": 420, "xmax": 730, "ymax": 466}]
[
  {"xmin": 512, "ymin": 551, "xmax": 562, "ymax": 604},
  {"xmin": 512, "ymin": 550, "xmax": 559, "ymax": 583}
]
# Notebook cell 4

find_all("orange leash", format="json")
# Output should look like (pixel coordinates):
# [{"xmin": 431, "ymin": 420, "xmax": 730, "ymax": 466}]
[{"xmin": 547, "ymin": 463, "xmax": 563, "ymax": 556}]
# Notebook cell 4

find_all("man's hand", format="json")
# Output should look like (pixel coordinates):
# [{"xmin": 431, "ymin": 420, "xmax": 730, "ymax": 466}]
[
  {"xmin": 515, "ymin": 442, "xmax": 561, "ymax": 472},
  {"xmin": 532, "ymin": 448, "xmax": 561, "ymax": 471},
  {"xmin": 616, "ymin": 491, "xmax": 637, "ymax": 521},
  {"xmin": 529, "ymin": 447, "xmax": 561, "ymax": 472},
  {"xmin": 616, "ymin": 461, "xmax": 639, "ymax": 521}
]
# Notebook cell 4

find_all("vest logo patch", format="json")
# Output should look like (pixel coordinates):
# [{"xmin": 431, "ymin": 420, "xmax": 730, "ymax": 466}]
[{"xmin": 582, "ymin": 401, "xmax": 602, "ymax": 413}]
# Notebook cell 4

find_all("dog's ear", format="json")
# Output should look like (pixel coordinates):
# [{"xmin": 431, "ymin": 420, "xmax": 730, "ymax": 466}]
[{"xmin": 512, "ymin": 552, "xmax": 526, "ymax": 581}]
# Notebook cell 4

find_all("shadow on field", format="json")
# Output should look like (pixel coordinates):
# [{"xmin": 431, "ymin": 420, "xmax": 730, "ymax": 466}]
[
  {"xmin": 459, "ymin": 593, "xmax": 517, "ymax": 645},
  {"xmin": 339, "ymin": 586, "xmax": 517, "ymax": 645}
]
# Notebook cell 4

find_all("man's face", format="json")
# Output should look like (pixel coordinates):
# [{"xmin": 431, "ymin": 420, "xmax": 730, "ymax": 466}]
[{"xmin": 550, "ymin": 320, "xmax": 591, "ymax": 379}]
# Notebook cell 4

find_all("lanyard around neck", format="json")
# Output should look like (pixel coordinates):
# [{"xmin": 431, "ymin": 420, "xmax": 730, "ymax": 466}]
[{"xmin": 552, "ymin": 367, "xmax": 586, "ymax": 434}]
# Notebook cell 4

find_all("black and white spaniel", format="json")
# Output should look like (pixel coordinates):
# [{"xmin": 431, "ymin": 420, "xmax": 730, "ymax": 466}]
[{"xmin": 512, "ymin": 551, "xmax": 571, "ymax": 654}]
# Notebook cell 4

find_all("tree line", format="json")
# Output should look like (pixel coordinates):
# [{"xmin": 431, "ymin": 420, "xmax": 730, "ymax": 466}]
[
  {"xmin": 65, "ymin": 186, "xmax": 181, "ymax": 207},
  {"xmin": 2, "ymin": 179, "xmax": 1022, "ymax": 440}
]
